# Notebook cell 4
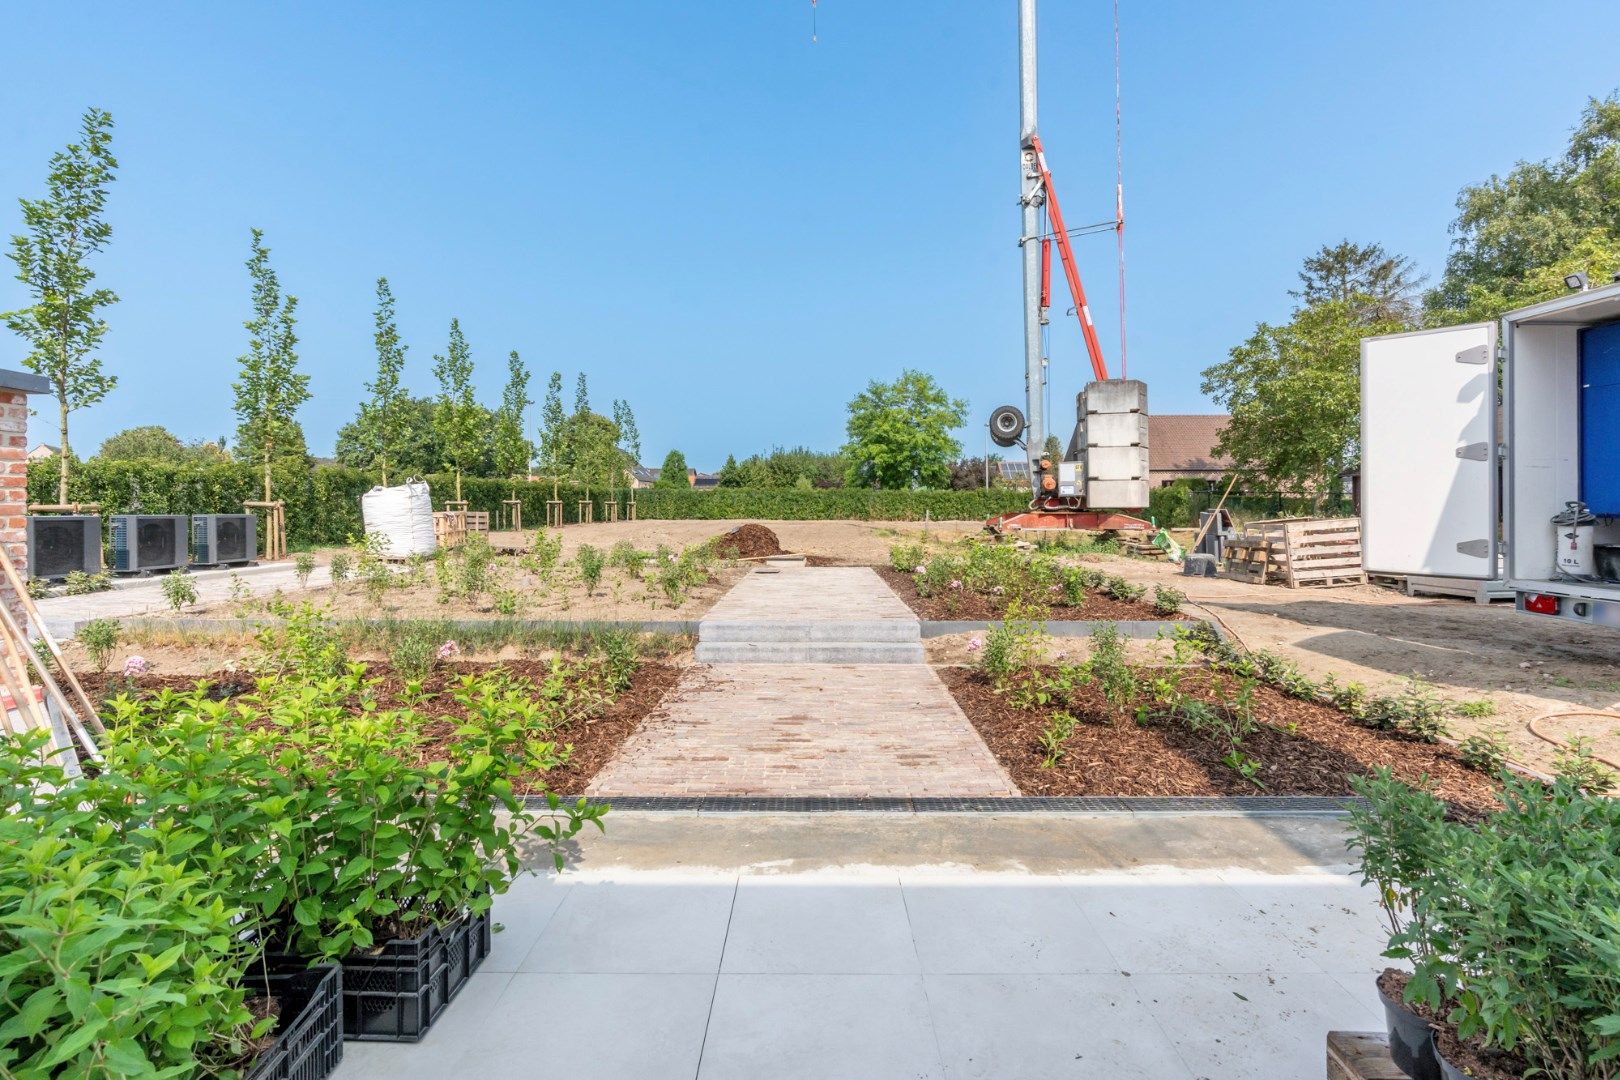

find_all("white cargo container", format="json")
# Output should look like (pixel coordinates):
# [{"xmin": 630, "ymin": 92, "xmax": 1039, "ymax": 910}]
[{"xmin": 1361, "ymin": 280, "xmax": 1620, "ymax": 627}]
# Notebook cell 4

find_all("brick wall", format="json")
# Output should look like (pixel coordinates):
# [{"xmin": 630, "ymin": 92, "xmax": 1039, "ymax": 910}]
[{"xmin": 0, "ymin": 390, "xmax": 29, "ymax": 628}]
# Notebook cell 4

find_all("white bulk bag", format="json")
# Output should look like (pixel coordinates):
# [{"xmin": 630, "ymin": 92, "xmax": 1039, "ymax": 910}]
[{"xmin": 360, "ymin": 480, "xmax": 437, "ymax": 558}]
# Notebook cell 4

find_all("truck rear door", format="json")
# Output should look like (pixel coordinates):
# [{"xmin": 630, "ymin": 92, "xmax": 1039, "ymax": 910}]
[{"xmin": 1360, "ymin": 323, "xmax": 1497, "ymax": 578}]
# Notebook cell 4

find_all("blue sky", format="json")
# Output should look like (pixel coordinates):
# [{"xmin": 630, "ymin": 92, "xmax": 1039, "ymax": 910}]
[{"xmin": 2, "ymin": 2, "xmax": 1618, "ymax": 468}]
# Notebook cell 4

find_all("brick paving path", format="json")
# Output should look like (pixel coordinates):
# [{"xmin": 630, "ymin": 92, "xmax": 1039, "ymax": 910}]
[
  {"xmin": 586, "ymin": 663, "xmax": 1016, "ymax": 797},
  {"xmin": 589, "ymin": 566, "xmax": 1014, "ymax": 797}
]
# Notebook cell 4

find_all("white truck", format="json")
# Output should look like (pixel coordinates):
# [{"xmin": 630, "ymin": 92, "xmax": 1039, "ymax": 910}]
[{"xmin": 1361, "ymin": 279, "xmax": 1620, "ymax": 626}]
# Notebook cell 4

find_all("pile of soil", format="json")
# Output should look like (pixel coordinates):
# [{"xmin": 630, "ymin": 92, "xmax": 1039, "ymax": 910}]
[
  {"xmin": 78, "ymin": 659, "xmax": 683, "ymax": 796},
  {"xmin": 941, "ymin": 665, "xmax": 1503, "ymax": 814},
  {"xmin": 716, "ymin": 524, "xmax": 784, "ymax": 559},
  {"xmin": 874, "ymin": 566, "xmax": 1179, "ymax": 622}
]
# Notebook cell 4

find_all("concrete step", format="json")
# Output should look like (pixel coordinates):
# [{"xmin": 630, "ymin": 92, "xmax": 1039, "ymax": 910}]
[
  {"xmin": 693, "ymin": 641, "xmax": 927, "ymax": 664},
  {"xmin": 699, "ymin": 619, "xmax": 920, "ymax": 644}
]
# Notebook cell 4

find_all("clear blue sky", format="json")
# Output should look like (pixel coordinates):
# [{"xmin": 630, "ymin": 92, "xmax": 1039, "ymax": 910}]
[{"xmin": 3, "ymin": 2, "xmax": 1618, "ymax": 468}]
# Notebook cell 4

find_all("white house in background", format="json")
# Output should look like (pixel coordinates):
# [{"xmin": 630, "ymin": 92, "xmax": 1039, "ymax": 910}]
[{"xmin": 26, "ymin": 443, "xmax": 58, "ymax": 461}]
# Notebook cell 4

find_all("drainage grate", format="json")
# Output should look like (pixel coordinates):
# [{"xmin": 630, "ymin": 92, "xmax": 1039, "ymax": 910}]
[{"xmin": 524, "ymin": 795, "xmax": 1365, "ymax": 814}]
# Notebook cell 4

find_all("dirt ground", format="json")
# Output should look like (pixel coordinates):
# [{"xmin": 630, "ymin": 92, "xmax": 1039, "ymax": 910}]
[{"xmin": 486, "ymin": 519, "xmax": 984, "ymax": 565}]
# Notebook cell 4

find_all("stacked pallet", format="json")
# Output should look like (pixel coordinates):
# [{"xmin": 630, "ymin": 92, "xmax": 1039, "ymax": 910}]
[{"xmin": 1221, "ymin": 517, "xmax": 1365, "ymax": 589}]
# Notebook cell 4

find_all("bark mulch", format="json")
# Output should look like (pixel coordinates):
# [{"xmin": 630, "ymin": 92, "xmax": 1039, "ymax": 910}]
[
  {"xmin": 941, "ymin": 666, "xmax": 1502, "ymax": 815},
  {"xmin": 78, "ymin": 659, "xmax": 684, "ymax": 795},
  {"xmin": 874, "ymin": 565, "xmax": 1179, "ymax": 622}
]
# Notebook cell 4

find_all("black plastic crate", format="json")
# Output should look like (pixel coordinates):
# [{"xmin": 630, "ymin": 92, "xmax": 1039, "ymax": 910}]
[
  {"xmin": 339, "ymin": 924, "xmax": 450, "ymax": 1042},
  {"xmin": 442, "ymin": 905, "xmax": 494, "ymax": 1003},
  {"xmin": 242, "ymin": 960, "xmax": 343, "ymax": 1080}
]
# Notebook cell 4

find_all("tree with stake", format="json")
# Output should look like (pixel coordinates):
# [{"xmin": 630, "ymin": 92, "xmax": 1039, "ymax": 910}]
[
  {"xmin": 493, "ymin": 350, "xmax": 533, "ymax": 480},
  {"xmin": 363, "ymin": 277, "xmax": 407, "ymax": 485},
  {"xmin": 842, "ymin": 370, "xmax": 967, "ymax": 489},
  {"xmin": 612, "ymin": 398, "xmax": 641, "ymax": 467},
  {"xmin": 233, "ymin": 229, "xmax": 310, "ymax": 502},
  {"xmin": 431, "ymin": 318, "xmax": 480, "ymax": 501},
  {"xmin": 4, "ymin": 107, "xmax": 119, "ymax": 504},
  {"xmin": 537, "ymin": 371, "xmax": 567, "ymax": 494}
]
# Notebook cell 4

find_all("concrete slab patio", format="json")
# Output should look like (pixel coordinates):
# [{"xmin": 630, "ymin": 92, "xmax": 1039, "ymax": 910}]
[{"xmin": 336, "ymin": 811, "xmax": 1387, "ymax": 1080}]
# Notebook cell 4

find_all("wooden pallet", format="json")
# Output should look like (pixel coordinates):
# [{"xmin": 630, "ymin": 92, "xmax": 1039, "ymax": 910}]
[
  {"xmin": 464, "ymin": 511, "xmax": 490, "ymax": 533},
  {"xmin": 433, "ymin": 511, "xmax": 467, "ymax": 548},
  {"xmin": 1327, "ymin": 1032, "xmax": 1406, "ymax": 1080},
  {"xmin": 1220, "ymin": 517, "xmax": 1365, "ymax": 589}
]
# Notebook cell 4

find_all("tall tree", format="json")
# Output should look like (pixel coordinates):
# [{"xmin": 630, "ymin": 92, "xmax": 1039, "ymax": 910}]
[
  {"xmin": 1291, "ymin": 240, "xmax": 1424, "ymax": 323},
  {"xmin": 655, "ymin": 448, "xmax": 691, "ymax": 488},
  {"xmin": 95, "ymin": 425, "xmax": 227, "ymax": 465},
  {"xmin": 493, "ymin": 350, "xmax": 533, "ymax": 480},
  {"xmin": 841, "ymin": 370, "xmax": 967, "ymax": 489},
  {"xmin": 1427, "ymin": 94, "xmax": 1620, "ymax": 324},
  {"xmin": 362, "ymin": 277, "xmax": 408, "ymax": 485},
  {"xmin": 335, "ymin": 395, "xmax": 495, "ymax": 477},
  {"xmin": 431, "ymin": 318, "xmax": 481, "ymax": 500},
  {"xmin": 232, "ymin": 229, "xmax": 310, "ymax": 501},
  {"xmin": 572, "ymin": 372, "xmax": 590, "ymax": 418},
  {"xmin": 537, "ymin": 371, "xmax": 567, "ymax": 486},
  {"xmin": 4, "ymin": 107, "xmax": 119, "ymax": 503},
  {"xmin": 1202, "ymin": 296, "xmax": 1404, "ymax": 502},
  {"xmin": 611, "ymin": 398, "xmax": 641, "ymax": 466}
]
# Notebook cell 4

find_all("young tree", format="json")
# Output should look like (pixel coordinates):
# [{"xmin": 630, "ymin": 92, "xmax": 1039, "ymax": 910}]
[
  {"xmin": 655, "ymin": 448, "xmax": 691, "ymax": 488},
  {"xmin": 717, "ymin": 454, "xmax": 743, "ymax": 487},
  {"xmin": 4, "ymin": 107, "xmax": 119, "ymax": 503},
  {"xmin": 363, "ymin": 277, "xmax": 407, "ymax": 484},
  {"xmin": 1291, "ymin": 240, "xmax": 1424, "ymax": 323},
  {"xmin": 841, "ymin": 370, "xmax": 967, "ymax": 489},
  {"xmin": 537, "ymin": 371, "xmax": 567, "ymax": 487},
  {"xmin": 493, "ymin": 350, "xmax": 533, "ymax": 480},
  {"xmin": 232, "ymin": 229, "xmax": 310, "ymax": 501},
  {"xmin": 431, "ymin": 318, "xmax": 481, "ymax": 500},
  {"xmin": 95, "ymin": 425, "xmax": 228, "ymax": 465},
  {"xmin": 573, "ymin": 372, "xmax": 590, "ymax": 418},
  {"xmin": 611, "ymin": 398, "xmax": 641, "ymax": 465}
]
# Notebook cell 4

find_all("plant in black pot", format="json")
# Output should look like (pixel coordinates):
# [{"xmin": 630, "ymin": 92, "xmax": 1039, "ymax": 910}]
[
  {"xmin": 1348, "ymin": 770, "xmax": 1459, "ymax": 1080},
  {"xmin": 1413, "ymin": 776, "xmax": 1620, "ymax": 1080}
]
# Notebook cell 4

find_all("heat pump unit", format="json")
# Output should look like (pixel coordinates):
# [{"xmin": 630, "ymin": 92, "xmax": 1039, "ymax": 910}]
[
  {"xmin": 110, "ymin": 514, "xmax": 190, "ymax": 573},
  {"xmin": 25, "ymin": 515, "xmax": 102, "ymax": 580},
  {"xmin": 192, "ymin": 514, "xmax": 256, "ymax": 567}
]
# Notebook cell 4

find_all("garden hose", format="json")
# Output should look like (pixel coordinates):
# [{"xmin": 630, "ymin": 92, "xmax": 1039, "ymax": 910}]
[{"xmin": 1526, "ymin": 710, "xmax": 1620, "ymax": 773}]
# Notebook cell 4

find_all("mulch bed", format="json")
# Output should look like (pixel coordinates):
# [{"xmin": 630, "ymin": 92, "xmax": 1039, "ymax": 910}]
[
  {"xmin": 874, "ymin": 565, "xmax": 1179, "ymax": 622},
  {"xmin": 716, "ymin": 523, "xmax": 784, "ymax": 559},
  {"xmin": 77, "ymin": 659, "xmax": 683, "ymax": 795},
  {"xmin": 941, "ymin": 666, "xmax": 1502, "ymax": 815}
]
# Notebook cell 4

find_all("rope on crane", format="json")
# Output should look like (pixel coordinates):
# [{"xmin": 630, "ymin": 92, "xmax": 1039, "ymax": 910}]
[
  {"xmin": 810, "ymin": 0, "xmax": 818, "ymax": 43},
  {"xmin": 1113, "ymin": 0, "xmax": 1127, "ymax": 378}
]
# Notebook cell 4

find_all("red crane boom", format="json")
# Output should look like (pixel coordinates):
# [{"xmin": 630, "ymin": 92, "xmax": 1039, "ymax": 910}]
[{"xmin": 1027, "ymin": 134, "xmax": 1109, "ymax": 383}]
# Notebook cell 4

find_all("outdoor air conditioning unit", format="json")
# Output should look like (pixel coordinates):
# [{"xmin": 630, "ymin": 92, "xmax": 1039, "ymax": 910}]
[
  {"xmin": 192, "ymin": 514, "xmax": 256, "ymax": 567},
  {"xmin": 110, "ymin": 514, "xmax": 190, "ymax": 574},
  {"xmin": 25, "ymin": 515, "xmax": 102, "ymax": 580}
]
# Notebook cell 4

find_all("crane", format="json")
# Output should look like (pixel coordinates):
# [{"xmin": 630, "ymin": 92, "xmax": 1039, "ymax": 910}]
[{"xmin": 986, "ymin": 0, "xmax": 1152, "ymax": 535}]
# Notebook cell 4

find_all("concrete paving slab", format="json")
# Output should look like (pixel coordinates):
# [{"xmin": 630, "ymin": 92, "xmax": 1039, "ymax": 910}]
[
  {"xmin": 902, "ymin": 881, "xmax": 1117, "ymax": 974},
  {"xmin": 925, "ymin": 973, "xmax": 1194, "ymax": 1079},
  {"xmin": 519, "ymin": 878, "xmax": 736, "ymax": 974},
  {"xmin": 585, "ymin": 664, "xmax": 1015, "ymax": 797},
  {"xmin": 720, "ymin": 876, "xmax": 919, "ymax": 974},
  {"xmin": 702, "ymin": 566, "xmax": 916, "ymax": 623},
  {"xmin": 1133, "ymin": 971, "xmax": 1382, "ymax": 1080},
  {"xmin": 698, "ymin": 973, "xmax": 944, "ymax": 1080},
  {"xmin": 36, "ymin": 564, "xmax": 332, "ymax": 637},
  {"xmin": 335, "ymin": 970, "xmax": 515, "ymax": 1079}
]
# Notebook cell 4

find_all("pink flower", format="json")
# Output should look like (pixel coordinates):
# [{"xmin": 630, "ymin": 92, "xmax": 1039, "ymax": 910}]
[
  {"xmin": 914, "ymin": 564, "xmax": 927, "ymax": 574},
  {"xmin": 437, "ymin": 640, "xmax": 461, "ymax": 661},
  {"xmin": 122, "ymin": 655, "xmax": 150, "ymax": 677},
  {"xmin": 949, "ymin": 579, "xmax": 963, "ymax": 590},
  {"xmin": 991, "ymin": 585, "xmax": 1005, "ymax": 596},
  {"xmin": 1049, "ymin": 584, "xmax": 1062, "ymax": 593},
  {"xmin": 966, "ymin": 636, "xmax": 984, "ymax": 653}
]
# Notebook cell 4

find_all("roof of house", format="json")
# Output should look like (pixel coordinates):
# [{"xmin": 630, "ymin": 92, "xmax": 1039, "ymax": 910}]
[
  {"xmin": 1148, "ymin": 414, "xmax": 1230, "ymax": 474},
  {"xmin": 28, "ymin": 443, "xmax": 60, "ymax": 455},
  {"xmin": 628, "ymin": 465, "xmax": 660, "ymax": 484}
]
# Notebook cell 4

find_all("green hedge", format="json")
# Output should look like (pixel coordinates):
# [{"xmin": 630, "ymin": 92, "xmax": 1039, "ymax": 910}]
[{"xmin": 29, "ymin": 460, "xmax": 1032, "ymax": 546}]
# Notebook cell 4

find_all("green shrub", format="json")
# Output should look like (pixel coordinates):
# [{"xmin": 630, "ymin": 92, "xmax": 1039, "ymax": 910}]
[
  {"xmin": 294, "ymin": 550, "xmax": 316, "ymax": 587},
  {"xmin": 493, "ymin": 587, "xmax": 523, "ymax": 617},
  {"xmin": 1353, "ymin": 771, "xmax": 1620, "ymax": 1076},
  {"xmin": 576, "ymin": 544, "xmax": 605, "ymax": 596},
  {"xmin": 252, "ymin": 601, "xmax": 347, "ymax": 678},
  {"xmin": 160, "ymin": 572, "xmax": 198, "ymax": 612},
  {"xmin": 1102, "ymin": 575, "xmax": 1146, "ymax": 603},
  {"xmin": 1152, "ymin": 584, "xmax": 1185, "ymax": 616},
  {"xmin": 1362, "ymin": 677, "xmax": 1449, "ymax": 742},
  {"xmin": 1457, "ymin": 728, "xmax": 1512, "ymax": 773},
  {"xmin": 389, "ymin": 622, "xmax": 443, "ymax": 681},
  {"xmin": 1085, "ymin": 622, "xmax": 1138, "ymax": 709},
  {"xmin": 1452, "ymin": 699, "xmax": 1497, "ymax": 718},
  {"xmin": 531, "ymin": 529, "xmax": 563, "ymax": 573},
  {"xmin": 78, "ymin": 616, "xmax": 121, "ymax": 672},
  {"xmin": 1552, "ymin": 737, "xmax": 1616, "ymax": 795},
  {"xmin": 978, "ymin": 599, "xmax": 1048, "ymax": 692},
  {"xmin": 328, "ymin": 550, "xmax": 352, "ymax": 584},
  {"xmin": 62, "ymin": 569, "xmax": 112, "ymax": 595},
  {"xmin": 889, "ymin": 542, "xmax": 926, "ymax": 573},
  {"xmin": 608, "ymin": 540, "xmax": 643, "ymax": 576},
  {"xmin": 594, "ymin": 629, "xmax": 641, "ymax": 692}
]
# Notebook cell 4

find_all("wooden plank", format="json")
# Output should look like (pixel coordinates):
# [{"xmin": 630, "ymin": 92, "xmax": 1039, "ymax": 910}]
[{"xmin": 1326, "ymin": 1031, "xmax": 1407, "ymax": 1080}]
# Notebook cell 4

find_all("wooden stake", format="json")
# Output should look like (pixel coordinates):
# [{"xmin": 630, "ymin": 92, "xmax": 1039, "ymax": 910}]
[
  {"xmin": 0, "ymin": 541, "xmax": 100, "ymax": 731},
  {"xmin": 1188, "ymin": 474, "xmax": 1240, "ymax": 556}
]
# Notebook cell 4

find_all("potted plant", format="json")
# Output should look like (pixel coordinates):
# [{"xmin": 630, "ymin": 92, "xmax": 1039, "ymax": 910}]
[{"xmin": 1347, "ymin": 770, "xmax": 1457, "ymax": 1080}]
